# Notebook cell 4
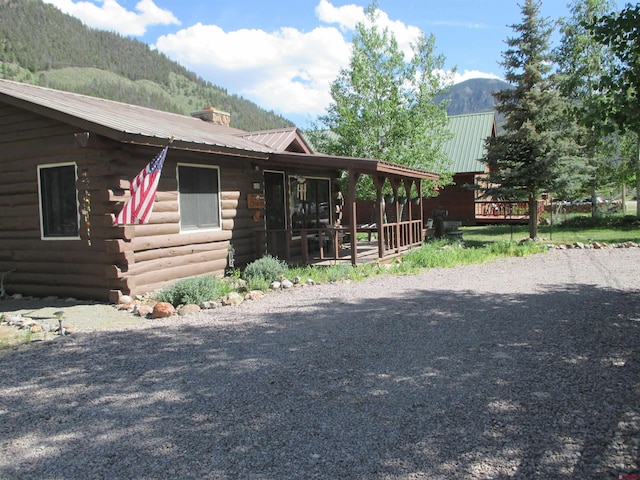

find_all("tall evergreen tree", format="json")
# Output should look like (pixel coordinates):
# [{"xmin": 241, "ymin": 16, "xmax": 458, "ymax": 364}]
[
  {"xmin": 309, "ymin": 3, "xmax": 453, "ymax": 198},
  {"xmin": 483, "ymin": 0, "xmax": 581, "ymax": 239},
  {"xmin": 556, "ymin": 0, "xmax": 618, "ymax": 217}
]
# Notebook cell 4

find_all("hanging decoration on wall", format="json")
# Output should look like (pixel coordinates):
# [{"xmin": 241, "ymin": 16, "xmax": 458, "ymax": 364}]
[{"xmin": 81, "ymin": 169, "xmax": 91, "ymax": 246}]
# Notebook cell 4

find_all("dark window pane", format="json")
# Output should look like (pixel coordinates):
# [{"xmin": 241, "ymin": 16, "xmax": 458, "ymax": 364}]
[
  {"xmin": 178, "ymin": 166, "xmax": 220, "ymax": 230},
  {"xmin": 40, "ymin": 165, "xmax": 78, "ymax": 237},
  {"xmin": 289, "ymin": 177, "xmax": 330, "ymax": 229}
]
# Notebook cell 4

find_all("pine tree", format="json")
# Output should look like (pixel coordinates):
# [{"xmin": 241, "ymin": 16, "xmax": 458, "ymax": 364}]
[{"xmin": 483, "ymin": 0, "xmax": 581, "ymax": 239}]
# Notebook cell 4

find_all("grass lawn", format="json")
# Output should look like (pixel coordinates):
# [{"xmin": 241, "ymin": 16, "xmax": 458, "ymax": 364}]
[{"xmin": 462, "ymin": 215, "xmax": 640, "ymax": 247}]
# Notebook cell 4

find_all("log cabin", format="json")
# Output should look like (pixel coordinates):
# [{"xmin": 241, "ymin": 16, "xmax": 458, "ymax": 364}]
[{"xmin": 0, "ymin": 79, "xmax": 438, "ymax": 302}]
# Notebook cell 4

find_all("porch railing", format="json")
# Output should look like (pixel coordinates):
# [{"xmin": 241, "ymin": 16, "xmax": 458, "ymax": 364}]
[
  {"xmin": 475, "ymin": 201, "xmax": 544, "ymax": 219},
  {"xmin": 256, "ymin": 219, "xmax": 424, "ymax": 264}
]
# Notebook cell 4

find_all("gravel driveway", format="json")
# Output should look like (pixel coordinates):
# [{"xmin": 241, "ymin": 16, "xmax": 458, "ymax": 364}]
[{"xmin": 1, "ymin": 248, "xmax": 639, "ymax": 479}]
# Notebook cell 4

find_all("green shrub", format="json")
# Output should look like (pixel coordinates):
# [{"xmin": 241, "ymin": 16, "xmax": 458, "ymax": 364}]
[
  {"xmin": 558, "ymin": 213, "xmax": 640, "ymax": 229},
  {"xmin": 155, "ymin": 275, "xmax": 231, "ymax": 306},
  {"xmin": 241, "ymin": 255, "xmax": 288, "ymax": 285},
  {"xmin": 246, "ymin": 276, "xmax": 271, "ymax": 292}
]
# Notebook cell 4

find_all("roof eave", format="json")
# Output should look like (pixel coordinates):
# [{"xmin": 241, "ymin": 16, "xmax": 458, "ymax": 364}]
[{"xmin": 270, "ymin": 152, "xmax": 439, "ymax": 181}]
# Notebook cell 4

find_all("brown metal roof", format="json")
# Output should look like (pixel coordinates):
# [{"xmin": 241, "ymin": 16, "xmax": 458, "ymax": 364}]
[
  {"xmin": 237, "ymin": 127, "xmax": 313, "ymax": 153},
  {"xmin": 0, "ymin": 78, "xmax": 272, "ymax": 156},
  {"xmin": 0, "ymin": 79, "xmax": 439, "ymax": 181}
]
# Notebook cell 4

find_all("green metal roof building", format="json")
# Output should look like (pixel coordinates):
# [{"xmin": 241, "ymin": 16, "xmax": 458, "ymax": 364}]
[
  {"xmin": 442, "ymin": 111, "xmax": 497, "ymax": 174},
  {"xmin": 423, "ymin": 111, "xmax": 497, "ymax": 224}
]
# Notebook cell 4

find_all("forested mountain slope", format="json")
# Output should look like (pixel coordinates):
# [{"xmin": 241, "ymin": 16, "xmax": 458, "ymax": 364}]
[{"xmin": 0, "ymin": 0, "xmax": 293, "ymax": 131}]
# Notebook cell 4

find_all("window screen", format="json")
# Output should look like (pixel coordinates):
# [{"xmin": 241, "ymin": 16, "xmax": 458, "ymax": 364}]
[
  {"xmin": 178, "ymin": 165, "xmax": 220, "ymax": 230},
  {"xmin": 39, "ymin": 164, "xmax": 79, "ymax": 238}
]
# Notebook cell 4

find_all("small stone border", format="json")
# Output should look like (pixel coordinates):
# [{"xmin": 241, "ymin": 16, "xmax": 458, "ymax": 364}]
[{"xmin": 115, "ymin": 275, "xmax": 318, "ymax": 319}]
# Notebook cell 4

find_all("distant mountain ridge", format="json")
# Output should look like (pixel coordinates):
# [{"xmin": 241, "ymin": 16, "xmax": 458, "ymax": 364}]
[
  {"xmin": 442, "ymin": 78, "xmax": 512, "ymax": 116},
  {"xmin": 0, "ymin": 0, "xmax": 293, "ymax": 131}
]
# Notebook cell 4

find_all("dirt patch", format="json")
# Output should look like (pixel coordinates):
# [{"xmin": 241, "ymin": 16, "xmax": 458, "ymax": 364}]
[{"xmin": 0, "ymin": 297, "xmax": 146, "ymax": 349}]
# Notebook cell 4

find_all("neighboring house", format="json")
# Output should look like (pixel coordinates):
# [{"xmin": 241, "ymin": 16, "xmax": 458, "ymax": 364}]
[
  {"xmin": 0, "ymin": 79, "xmax": 437, "ymax": 302},
  {"xmin": 422, "ymin": 112, "xmax": 497, "ymax": 225}
]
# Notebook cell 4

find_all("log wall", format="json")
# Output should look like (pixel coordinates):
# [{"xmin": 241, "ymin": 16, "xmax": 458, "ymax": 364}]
[
  {"xmin": 421, "ymin": 172, "xmax": 478, "ymax": 225},
  {"xmin": 0, "ymin": 102, "xmax": 131, "ymax": 301},
  {"xmin": 110, "ymin": 146, "xmax": 266, "ymax": 300}
]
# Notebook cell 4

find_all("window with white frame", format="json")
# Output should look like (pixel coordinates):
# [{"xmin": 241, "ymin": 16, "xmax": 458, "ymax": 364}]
[
  {"xmin": 38, "ymin": 163, "xmax": 79, "ymax": 238},
  {"xmin": 178, "ymin": 164, "xmax": 221, "ymax": 231}
]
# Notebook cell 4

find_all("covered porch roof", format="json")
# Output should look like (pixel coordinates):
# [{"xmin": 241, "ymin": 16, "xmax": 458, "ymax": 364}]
[{"xmin": 269, "ymin": 151, "xmax": 439, "ymax": 182}]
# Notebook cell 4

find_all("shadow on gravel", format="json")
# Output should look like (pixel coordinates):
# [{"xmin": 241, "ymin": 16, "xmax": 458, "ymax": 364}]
[{"xmin": 1, "ymin": 283, "xmax": 639, "ymax": 479}]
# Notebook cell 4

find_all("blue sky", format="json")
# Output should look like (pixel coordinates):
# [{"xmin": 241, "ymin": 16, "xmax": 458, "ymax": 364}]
[{"xmin": 43, "ymin": 0, "xmax": 619, "ymax": 128}]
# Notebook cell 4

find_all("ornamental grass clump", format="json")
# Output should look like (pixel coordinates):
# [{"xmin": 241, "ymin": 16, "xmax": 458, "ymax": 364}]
[
  {"xmin": 241, "ymin": 255, "xmax": 288, "ymax": 291},
  {"xmin": 155, "ymin": 275, "xmax": 232, "ymax": 306}
]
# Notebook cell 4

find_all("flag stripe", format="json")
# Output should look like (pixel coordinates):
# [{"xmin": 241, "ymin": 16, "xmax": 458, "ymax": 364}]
[{"xmin": 114, "ymin": 145, "xmax": 168, "ymax": 225}]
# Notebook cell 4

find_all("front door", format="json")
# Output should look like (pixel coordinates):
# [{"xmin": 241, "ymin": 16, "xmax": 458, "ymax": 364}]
[{"xmin": 264, "ymin": 171, "xmax": 287, "ymax": 258}]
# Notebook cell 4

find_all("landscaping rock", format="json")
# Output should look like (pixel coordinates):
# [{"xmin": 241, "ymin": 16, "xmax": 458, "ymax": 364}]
[
  {"xmin": 200, "ymin": 301, "xmax": 222, "ymax": 309},
  {"xmin": 222, "ymin": 292, "xmax": 244, "ymax": 306},
  {"xmin": 152, "ymin": 302, "xmax": 176, "ymax": 318},
  {"xmin": 245, "ymin": 290, "xmax": 265, "ymax": 301},
  {"xmin": 281, "ymin": 279, "xmax": 294, "ymax": 289},
  {"xmin": 178, "ymin": 304, "xmax": 201, "ymax": 316},
  {"xmin": 118, "ymin": 295, "xmax": 134, "ymax": 305},
  {"xmin": 134, "ymin": 305, "xmax": 153, "ymax": 317}
]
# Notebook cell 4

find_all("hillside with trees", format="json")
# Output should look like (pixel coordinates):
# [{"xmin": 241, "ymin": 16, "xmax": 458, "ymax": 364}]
[{"xmin": 0, "ymin": 0, "xmax": 293, "ymax": 131}]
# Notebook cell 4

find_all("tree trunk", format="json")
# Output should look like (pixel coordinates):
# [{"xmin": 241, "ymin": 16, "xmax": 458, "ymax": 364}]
[
  {"xmin": 591, "ymin": 184, "xmax": 599, "ymax": 218},
  {"xmin": 529, "ymin": 194, "xmax": 538, "ymax": 239},
  {"xmin": 622, "ymin": 183, "xmax": 627, "ymax": 215}
]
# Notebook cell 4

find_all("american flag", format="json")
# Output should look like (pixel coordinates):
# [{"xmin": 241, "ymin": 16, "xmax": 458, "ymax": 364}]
[{"xmin": 114, "ymin": 145, "xmax": 168, "ymax": 225}]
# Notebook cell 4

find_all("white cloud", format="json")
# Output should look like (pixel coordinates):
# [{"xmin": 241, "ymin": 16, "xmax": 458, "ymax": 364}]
[
  {"xmin": 43, "ymin": 0, "xmax": 180, "ymax": 36},
  {"xmin": 315, "ymin": 0, "xmax": 422, "ymax": 59},
  {"xmin": 154, "ymin": 18, "xmax": 352, "ymax": 117},
  {"xmin": 452, "ymin": 70, "xmax": 503, "ymax": 84},
  {"xmin": 315, "ymin": 0, "xmax": 364, "ymax": 30}
]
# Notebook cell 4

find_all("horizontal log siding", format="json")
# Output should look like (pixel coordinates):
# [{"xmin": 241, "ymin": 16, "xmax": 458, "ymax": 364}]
[
  {"xmin": 110, "ymin": 147, "xmax": 265, "ymax": 297},
  {"xmin": 0, "ymin": 103, "xmax": 130, "ymax": 300}
]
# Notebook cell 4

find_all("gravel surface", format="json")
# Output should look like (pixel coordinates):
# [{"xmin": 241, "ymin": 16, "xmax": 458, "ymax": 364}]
[{"xmin": 1, "ymin": 248, "xmax": 639, "ymax": 479}]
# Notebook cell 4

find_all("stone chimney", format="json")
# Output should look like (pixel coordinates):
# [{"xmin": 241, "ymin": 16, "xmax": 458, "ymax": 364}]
[{"xmin": 191, "ymin": 106, "xmax": 231, "ymax": 127}]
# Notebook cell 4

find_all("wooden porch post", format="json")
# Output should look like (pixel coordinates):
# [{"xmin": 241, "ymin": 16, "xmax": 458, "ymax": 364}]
[
  {"xmin": 348, "ymin": 169, "xmax": 359, "ymax": 266},
  {"xmin": 404, "ymin": 178, "xmax": 413, "ymax": 245},
  {"xmin": 391, "ymin": 178, "xmax": 400, "ymax": 253},
  {"xmin": 373, "ymin": 175, "xmax": 386, "ymax": 259},
  {"xmin": 418, "ymin": 179, "xmax": 424, "ymax": 241}
]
